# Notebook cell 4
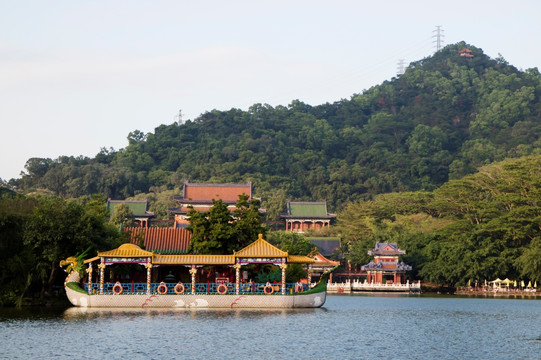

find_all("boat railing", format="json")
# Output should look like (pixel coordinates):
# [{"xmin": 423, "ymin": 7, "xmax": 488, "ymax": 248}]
[{"xmin": 83, "ymin": 282, "xmax": 309, "ymax": 295}]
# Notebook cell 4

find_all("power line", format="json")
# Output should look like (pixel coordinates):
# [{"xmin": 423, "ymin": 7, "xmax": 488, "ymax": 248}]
[{"xmin": 432, "ymin": 25, "xmax": 444, "ymax": 52}]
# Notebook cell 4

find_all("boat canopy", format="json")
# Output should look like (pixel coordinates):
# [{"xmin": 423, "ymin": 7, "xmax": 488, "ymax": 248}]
[{"xmin": 83, "ymin": 234, "xmax": 314, "ymax": 266}]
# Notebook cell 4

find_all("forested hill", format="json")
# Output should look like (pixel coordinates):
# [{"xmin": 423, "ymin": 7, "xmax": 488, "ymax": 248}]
[{"xmin": 9, "ymin": 42, "xmax": 541, "ymax": 214}]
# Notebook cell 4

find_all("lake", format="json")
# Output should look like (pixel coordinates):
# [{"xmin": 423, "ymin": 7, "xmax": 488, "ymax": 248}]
[{"xmin": 1, "ymin": 294, "xmax": 540, "ymax": 359}]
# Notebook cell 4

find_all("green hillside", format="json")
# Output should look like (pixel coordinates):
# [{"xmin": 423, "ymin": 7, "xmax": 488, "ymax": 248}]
[
  {"xmin": 337, "ymin": 155, "xmax": 541, "ymax": 286},
  {"xmin": 9, "ymin": 42, "xmax": 541, "ymax": 217}
]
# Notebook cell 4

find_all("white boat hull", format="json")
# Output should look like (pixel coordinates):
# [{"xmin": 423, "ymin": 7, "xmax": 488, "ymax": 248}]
[{"xmin": 65, "ymin": 286, "xmax": 326, "ymax": 308}]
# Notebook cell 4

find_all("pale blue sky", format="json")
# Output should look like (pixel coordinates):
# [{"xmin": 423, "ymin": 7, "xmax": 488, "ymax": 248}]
[{"xmin": 1, "ymin": 0, "xmax": 540, "ymax": 180}]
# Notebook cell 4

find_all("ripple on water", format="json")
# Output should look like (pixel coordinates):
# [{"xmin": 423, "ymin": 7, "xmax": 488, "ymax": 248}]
[{"xmin": 0, "ymin": 295, "xmax": 540, "ymax": 360}]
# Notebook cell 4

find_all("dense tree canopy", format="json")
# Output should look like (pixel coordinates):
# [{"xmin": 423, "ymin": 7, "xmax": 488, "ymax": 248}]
[
  {"xmin": 335, "ymin": 156, "xmax": 541, "ymax": 286},
  {"xmin": 186, "ymin": 196, "xmax": 266, "ymax": 254},
  {"xmin": 0, "ymin": 194, "xmax": 123, "ymax": 306},
  {"xmin": 8, "ymin": 42, "xmax": 540, "ymax": 220}
]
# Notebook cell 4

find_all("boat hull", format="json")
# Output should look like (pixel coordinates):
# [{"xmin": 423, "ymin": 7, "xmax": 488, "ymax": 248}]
[{"xmin": 65, "ymin": 286, "xmax": 326, "ymax": 308}]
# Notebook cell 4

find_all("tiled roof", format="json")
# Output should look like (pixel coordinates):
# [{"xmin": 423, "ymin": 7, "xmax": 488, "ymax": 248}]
[
  {"xmin": 313, "ymin": 252, "xmax": 340, "ymax": 267},
  {"xmin": 98, "ymin": 243, "xmax": 153, "ymax": 258},
  {"xmin": 368, "ymin": 242, "xmax": 406, "ymax": 256},
  {"xmin": 180, "ymin": 182, "xmax": 252, "ymax": 202},
  {"xmin": 282, "ymin": 201, "xmax": 335, "ymax": 218},
  {"xmin": 287, "ymin": 255, "xmax": 314, "ymax": 264},
  {"xmin": 308, "ymin": 237, "xmax": 340, "ymax": 256},
  {"xmin": 125, "ymin": 227, "xmax": 191, "ymax": 254},
  {"xmin": 235, "ymin": 234, "xmax": 288, "ymax": 258},
  {"xmin": 107, "ymin": 199, "xmax": 154, "ymax": 217},
  {"xmin": 361, "ymin": 261, "xmax": 412, "ymax": 271}
]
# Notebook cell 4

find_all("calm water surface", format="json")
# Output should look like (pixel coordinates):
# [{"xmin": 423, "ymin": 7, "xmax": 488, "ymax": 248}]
[{"xmin": 1, "ymin": 294, "xmax": 540, "ymax": 359}]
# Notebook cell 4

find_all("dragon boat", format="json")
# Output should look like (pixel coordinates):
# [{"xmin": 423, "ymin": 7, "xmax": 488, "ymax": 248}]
[{"xmin": 61, "ymin": 234, "xmax": 331, "ymax": 308}]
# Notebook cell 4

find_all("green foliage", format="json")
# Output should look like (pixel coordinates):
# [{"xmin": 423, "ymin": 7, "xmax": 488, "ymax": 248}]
[
  {"xmin": 255, "ymin": 266, "xmax": 281, "ymax": 283},
  {"xmin": 108, "ymin": 203, "xmax": 134, "ymax": 229},
  {"xmin": 0, "ymin": 194, "xmax": 122, "ymax": 306},
  {"xmin": 337, "ymin": 156, "xmax": 541, "ymax": 286},
  {"xmin": 187, "ymin": 196, "xmax": 266, "ymax": 254},
  {"xmin": 10, "ymin": 42, "xmax": 541, "ymax": 215},
  {"xmin": 267, "ymin": 231, "xmax": 315, "ymax": 256}
]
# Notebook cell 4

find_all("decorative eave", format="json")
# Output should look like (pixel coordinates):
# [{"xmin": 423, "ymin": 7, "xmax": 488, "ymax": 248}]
[
  {"xmin": 154, "ymin": 254, "xmax": 235, "ymax": 265},
  {"xmin": 313, "ymin": 252, "xmax": 340, "ymax": 267}
]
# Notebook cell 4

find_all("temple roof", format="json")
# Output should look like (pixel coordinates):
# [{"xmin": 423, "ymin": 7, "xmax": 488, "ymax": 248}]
[
  {"xmin": 313, "ymin": 252, "xmax": 340, "ymax": 267},
  {"xmin": 361, "ymin": 261, "xmax": 412, "ymax": 272},
  {"xmin": 175, "ymin": 182, "xmax": 252, "ymax": 203},
  {"xmin": 281, "ymin": 201, "xmax": 336, "ymax": 219},
  {"xmin": 107, "ymin": 199, "xmax": 155, "ymax": 218},
  {"xmin": 235, "ymin": 234, "xmax": 288, "ymax": 258},
  {"xmin": 125, "ymin": 227, "xmax": 191, "ymax": 254},
  {"xmin": 307, "ymin": 237, "xmax": 340, "ymax": 256},
  {"xmin": 368, "ymin": 242, "xmax": 406, "ymax": 256}
]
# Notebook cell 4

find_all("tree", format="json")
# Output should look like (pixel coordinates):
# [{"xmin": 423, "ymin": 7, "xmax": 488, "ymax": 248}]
[
  {"xmin": 187, "ymin": 195, "xmax": 267, "ymax": 254},
  {"xmin": 233, "ymin": 194, "xmax": 266, "ymax": 248},
  {"xmin": 187, "ymin": 199, "xmax": 236, "ymax": 254},
  {"xmin": 22, "ymin": 196, "xmax": 120, "ymax": 302},
  {"xmin": 109, "ymin": 203, "xmax": 134, "ymax": 229}
]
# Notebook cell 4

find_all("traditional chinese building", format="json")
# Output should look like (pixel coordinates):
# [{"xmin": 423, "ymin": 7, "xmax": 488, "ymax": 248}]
[
  {"xmin": 361, "ymin": 242, "xmax": 412, "ymax": 284},
  {"xmin": 170, "ymin": 182, "xmax": 254, "ymax": 228},
  {"xmin": 281, "ymin": 201, "xmax": 336, "ymax": 232},
  {"xmin": 459, "ymin": 48, "xmax": 474, "ymax": 58},
  {"xmin": 311, "ymin": 252, "xmax": 340, "ymax": 283},
  {"xmin": 107, "ymin": 199, "xmax": 155, "ymax": 227}
]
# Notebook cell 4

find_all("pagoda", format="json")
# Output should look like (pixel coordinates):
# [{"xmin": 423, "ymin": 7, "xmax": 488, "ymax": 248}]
[
  {"xmin": 361, "ymin": 242, "xmax": 412, "ymax": 284},
  {"xmin": 458, "ymin": 48, "xmax": 474, "ymax": 58}
]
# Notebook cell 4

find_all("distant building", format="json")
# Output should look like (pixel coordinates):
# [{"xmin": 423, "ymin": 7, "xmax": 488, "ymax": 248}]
[
  {"xmin": 311, "ymin": 252, "xmax": 340, "ymax": 282},
  {"xmin": 361, "ymin": 242, "xmax": 412, "ymax": 284},
  {"xmin": 169, "ymin": 181, "xmax": 255, "ymax": 228},
  {"xmin": 459, "ymin": 48, "xmax": 474, "ymax": 58},
  {"xmin": 281, "ymin": 201, "xmax": 335, "ymax": 232},
  {"xmin": 107, "ymin": 199, "xmax": 155, "ymax": 227}
]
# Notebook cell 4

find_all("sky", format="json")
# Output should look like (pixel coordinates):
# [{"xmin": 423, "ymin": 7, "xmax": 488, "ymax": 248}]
[{"xmin": 1, "ymin": 0, "xmax": 540, "ymax": 181}]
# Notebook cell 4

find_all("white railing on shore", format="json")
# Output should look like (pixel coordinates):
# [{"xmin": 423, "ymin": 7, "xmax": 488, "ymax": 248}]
[{"xmin": 327, "ymin": 279, "xmax": 421, "ymax": 293}]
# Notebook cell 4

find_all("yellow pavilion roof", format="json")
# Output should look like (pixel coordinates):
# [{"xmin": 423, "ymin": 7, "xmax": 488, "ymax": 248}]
[
  {"xmin": 287, "ymin": 255, "xmax": 315, "ymax": 264},
  {"xmin": 97, "ymin": 243, "xmax": 154, "ymax": 258},
  {"xmin": 234, "ymin": 234, "xmax": 288, "ymax": 258},
  {"xmin": 154, "ymin": 254, "xmax": 235, "ymax": 265},
  {"xmin": 81, "ymin": 234, "xmax": 316, "ymax": 265}
]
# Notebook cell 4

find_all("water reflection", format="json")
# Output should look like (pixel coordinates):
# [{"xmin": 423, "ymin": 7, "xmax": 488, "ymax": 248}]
[
  {"xmin": 63, "ymin": 306, "xmax": 323, "ymax": 321},
  {"xmin": 2, "ymin": 295, "xmax": 540, "ymax": 359}
]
